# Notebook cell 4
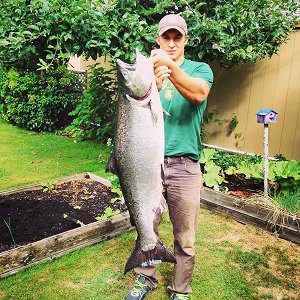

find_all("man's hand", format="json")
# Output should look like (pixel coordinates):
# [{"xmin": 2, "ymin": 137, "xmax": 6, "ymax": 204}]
[
  {"xmin": 153, "ymin": 65, "xmax": 172, "ymax": 91},
  {"xmin": 151, "ymin": 49, "xmax": 173, "ymax": 69},
  {"xmin": 151, "ymin": 49, "xmax": 172, "ymax": 91}
]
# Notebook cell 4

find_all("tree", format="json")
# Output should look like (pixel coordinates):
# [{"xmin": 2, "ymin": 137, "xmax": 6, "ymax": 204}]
[{"xmin": 0, "ymin": 0, "xmax": 298, "ymax": 69}]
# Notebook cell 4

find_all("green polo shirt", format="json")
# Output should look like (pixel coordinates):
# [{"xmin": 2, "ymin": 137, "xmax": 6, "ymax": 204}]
[{"xmin": 160, "ymin": 59, "xmax": 214, "ymax": 161}]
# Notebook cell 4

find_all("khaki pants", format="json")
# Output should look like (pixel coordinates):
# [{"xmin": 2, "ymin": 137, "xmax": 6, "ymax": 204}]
[{"xmin": 135, "ymin": 156, "xmax": 201, "ymax": 294}]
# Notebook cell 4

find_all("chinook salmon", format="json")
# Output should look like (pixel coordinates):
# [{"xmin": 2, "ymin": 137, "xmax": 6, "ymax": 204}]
[{"xmin": 106, "ymin": 49, "xmax": 176, "ymax": 274}]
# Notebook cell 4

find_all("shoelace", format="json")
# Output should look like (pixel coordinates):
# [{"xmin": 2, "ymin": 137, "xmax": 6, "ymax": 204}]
[{"xmin": 130, "ymin": 277, "xmax": 148, "ymax": 296}]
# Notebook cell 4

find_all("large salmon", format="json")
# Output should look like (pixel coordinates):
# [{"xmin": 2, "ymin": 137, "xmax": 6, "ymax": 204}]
[{"xmin": 106, "ymin": 49, "xmax": 176, "ymax": 273}]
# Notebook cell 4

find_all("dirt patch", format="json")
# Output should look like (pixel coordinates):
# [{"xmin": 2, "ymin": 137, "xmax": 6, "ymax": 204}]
[
  {"xmin": 63, "ymin": 280, "xmax": 85, "ymax": 289},
  {"xmin": 0, "ymin": 177, "xmax": 126, "ymax": 253}
]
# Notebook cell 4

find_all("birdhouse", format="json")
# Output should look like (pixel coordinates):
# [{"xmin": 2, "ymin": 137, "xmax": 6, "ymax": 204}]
[{"xmin": 256, "ymin": 109, "xmax": 278, "ymax": 124}]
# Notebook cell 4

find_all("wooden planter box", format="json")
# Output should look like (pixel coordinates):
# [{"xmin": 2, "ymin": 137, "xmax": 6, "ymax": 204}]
[
  {"xmin": 0, "ymin": 173, "xmax": 133, "ymax": 279},
  {"xmin": 201, "ymin": 187, "xmax": 300, "ymax": 244},
  {"xmin": 1, "ymin": 173, "xmax": 299, "ymax": 279}
]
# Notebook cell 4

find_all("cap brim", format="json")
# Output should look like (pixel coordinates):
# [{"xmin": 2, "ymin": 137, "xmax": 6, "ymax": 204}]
[{"xmin": 158, "ymin": 25, "xmax": 186, "ymax": 36}]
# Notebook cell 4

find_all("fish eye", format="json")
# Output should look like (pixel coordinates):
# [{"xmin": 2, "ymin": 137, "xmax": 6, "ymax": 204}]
[{"xmin": 122, "ymin": 69, "xmax": 129, "ymax": 78}]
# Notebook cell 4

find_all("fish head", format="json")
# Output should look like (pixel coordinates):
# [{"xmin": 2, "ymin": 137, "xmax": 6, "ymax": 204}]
[{"xmin": 117, "ymin": 49, "xmax": 153, "ymax": 100}]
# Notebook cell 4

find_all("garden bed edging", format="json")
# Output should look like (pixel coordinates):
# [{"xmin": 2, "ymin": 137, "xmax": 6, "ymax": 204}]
[{"xmin": 0, "ymin": 172, "xmax": 133, "ymax": 279}]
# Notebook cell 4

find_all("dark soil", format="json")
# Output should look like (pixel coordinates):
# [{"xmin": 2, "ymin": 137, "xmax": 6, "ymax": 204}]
[
  {"xmin": 0, "ymin": 176, "xmax": 127, "ymax": 253},
  {"xmin": 0, "ymin": 173, "xmax": 263, "ymax": 254},
  {"xmin": 222, "ymin": 174, "xmax": 264, "ymax": 197}
]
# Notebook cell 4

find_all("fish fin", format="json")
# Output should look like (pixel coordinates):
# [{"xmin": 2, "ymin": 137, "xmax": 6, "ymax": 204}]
[
  {"xmin": 105, "ymin": 150, "xmax": 117, "ymax": 175},
  {"xmin": 124, "ymin": 239, "xmax": 176, "ymax": 274},
  {"xmin": 149, "ymin": 100, "xmax": 159, "ymax": 125}
]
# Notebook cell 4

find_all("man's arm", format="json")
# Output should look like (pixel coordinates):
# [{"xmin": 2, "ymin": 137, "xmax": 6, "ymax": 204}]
[{"xmin": 151, "ymin": 49, "xmax": 210, "ymax": 105}]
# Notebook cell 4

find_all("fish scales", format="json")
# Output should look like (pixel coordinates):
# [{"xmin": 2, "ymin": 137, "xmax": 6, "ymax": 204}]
[{"xmin": 107, "ymin": 49, "xmax": 176, "ymax": 273}]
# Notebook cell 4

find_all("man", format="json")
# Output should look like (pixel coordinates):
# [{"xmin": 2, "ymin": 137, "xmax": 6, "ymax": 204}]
[{"xmin": 125, "ymin": 14, "xmax": 213, "ymax": 300}]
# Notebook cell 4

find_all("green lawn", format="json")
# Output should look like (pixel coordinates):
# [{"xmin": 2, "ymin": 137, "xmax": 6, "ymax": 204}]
[
  {"xmin": 0, "ymin": 119, "xmax": 111, "ymax": 191},
  {"xmin": 0, "ymin": 211, "xmax": 299, "ymax": 300},
  {"xmin": 0, "ymin": 120, "xmax": 299, "ymax": 300}
]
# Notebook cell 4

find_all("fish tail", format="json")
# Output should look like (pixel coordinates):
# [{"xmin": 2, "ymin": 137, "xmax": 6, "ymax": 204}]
[{"xmin": 124, "ymin": 240, "xmax": 176, "ymax": 274}]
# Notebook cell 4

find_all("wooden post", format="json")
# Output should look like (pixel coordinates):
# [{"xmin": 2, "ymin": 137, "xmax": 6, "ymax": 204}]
[
  {"xmin": 264, "ymin": 124, "xmax": 269, "ymax": 197},
  {"xmin": 256, "ymin": 109, "xmax": 278, "ymax": 197}
]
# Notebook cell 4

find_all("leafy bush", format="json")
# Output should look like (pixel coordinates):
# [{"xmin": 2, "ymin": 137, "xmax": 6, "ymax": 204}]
[
  {"xmin": 200, "ymin": 148, "xmax": 299, "ymax": 192},
  {"xmin": 269, "ymin": 160, "xmax": 300, "ymax": 191},
  {"xmin": 0, "ymin": 0, "xmax": 298, "ymax": 69},
  {"xmin": 0, "ymin": 66, "xmax": 82, "ymax": 131},
  {"xmin": 212, "ymin": 149, "xmax": 262, "ymax": 170},
  {"xmin": 199, "ymin": 149, "xmax": 227, "ymax": 187},
  {"xmin": 66, "ymin": 63, "xmax": 118, "ymax": 142}
]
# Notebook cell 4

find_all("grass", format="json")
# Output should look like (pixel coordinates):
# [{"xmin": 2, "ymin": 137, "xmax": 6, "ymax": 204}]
[
  {"xmin": 270, "ymin": 188, "xmax": 300, "ymax": 215},
  {"xmin": 0, "ymin": 120, "xmax": 300, "ymax": 300},
  {"xmin": 0, "ymin": 211, "xmax": 299, "ymax": 300},
  {"xmin": 0, "ymin": 119, "xmax": 111, "ymax": 191}
]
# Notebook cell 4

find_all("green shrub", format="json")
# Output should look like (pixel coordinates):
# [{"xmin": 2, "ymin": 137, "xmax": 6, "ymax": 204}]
[
  {"xmin": 212, "ymin": 149, "xmax": 263, "ymax": 170},
  {"xmin": 200, "ymin": 148, "xmax": 299, "ymax": 193},
  {"xmin": 66, "ymin": 63, "xmax": 118, "ymax": 142},
  {"xmin": 0, "ymin": 1, "xmax": 297, "ymax": 70},
  {"xmin": 0, "ymin": 66, "xmax": 82, "ymax": 131}
]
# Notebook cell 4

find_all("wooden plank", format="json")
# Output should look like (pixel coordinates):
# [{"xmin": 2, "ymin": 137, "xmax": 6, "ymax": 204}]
[
  {"xmin": 235, "ymin": 63, "xmax": 254, "ymax": 150},
  {"xmin": 208, "ymin": 61, "xmax": 222, "ymax": 140},
  {"xmin": 0, "ymin": 213, "xmax": 133, "ymax": 278},
  {"xmin": 244, "ymin": 59, "xmax": 266, "ymax": 153},
  {"xmin": 0, "ymin": 172, "xmax": 111, "ymax": 196},
  {"xmin": 270, "ymin": 34, "xmax": 295, "ymax": 156},
  {"xmin": 280, "ymin": 32, "xmax": 300, "ymax": 159},
  {"xmin": 200, "ymin": 188, "xmax": 300, "ymax": 244},
  {"xmin": 209, "ymin": 64, "xmax": 231, "ymax": 146},
  {"xmin": 289, "ymin": 32, "xmax": 300, "ymax": 160},
  {"xmin": 206, "ymin": 30, "xmax": 300, "ymax": 160},
  {"xmin": 0, "ymin": 173, "xmax": 134, "ymax": 278},
  {"xmin": 222, "ymin": 65, "xmax": 243, "ymax": 149},
  {"xmin": 254, "ymin": 55, "xmax": 279, "ymax": 155}
]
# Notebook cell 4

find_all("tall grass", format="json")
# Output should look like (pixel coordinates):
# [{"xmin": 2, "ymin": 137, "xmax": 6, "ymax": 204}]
[{"xmin": 270, "ymin": 187, "xmax": 300, "ymax": 215}]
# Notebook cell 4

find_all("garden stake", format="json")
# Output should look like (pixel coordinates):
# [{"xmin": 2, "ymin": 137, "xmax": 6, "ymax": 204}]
[{"xmin": 256, "ymin": 109, "xmax": 278, "ymax": 197}]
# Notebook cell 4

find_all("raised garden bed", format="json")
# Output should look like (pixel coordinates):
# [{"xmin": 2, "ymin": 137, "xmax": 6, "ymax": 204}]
[
  {"xmin": 0, "ymin": 173, "xmax": 133, "ymax": 278},
  {"xmin": 0, "ymin": 173, "xmax": 299, "ymax": 279},
  {"xmin": 201, "ymin": 187, "xmax": 300, "ymax": 244}
]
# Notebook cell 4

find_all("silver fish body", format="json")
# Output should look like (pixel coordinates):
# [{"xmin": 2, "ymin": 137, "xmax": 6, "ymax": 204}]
[{"xmin": 108, "ymin": 49, "xmax": 175, "ymax": 273}]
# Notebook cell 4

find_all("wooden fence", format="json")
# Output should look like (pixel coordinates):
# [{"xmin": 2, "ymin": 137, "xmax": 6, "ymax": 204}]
[{"xmin": 206, "ymin": 29, "xmax": 300, "ymax": 160}]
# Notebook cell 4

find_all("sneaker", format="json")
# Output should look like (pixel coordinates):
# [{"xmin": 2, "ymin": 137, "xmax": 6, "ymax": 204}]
[
  {"xmin": 170, "ymin": 292, "xmax": 190, "ymax": 300},
  {"xmin": 125, "ymin": 275, "xmax": 151, "ymax": 300}
]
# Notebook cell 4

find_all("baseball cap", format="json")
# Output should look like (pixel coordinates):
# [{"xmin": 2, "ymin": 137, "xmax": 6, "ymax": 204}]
[{"xmin": 157, "ymin": 14, "xmax": 188, "ymax": 36}]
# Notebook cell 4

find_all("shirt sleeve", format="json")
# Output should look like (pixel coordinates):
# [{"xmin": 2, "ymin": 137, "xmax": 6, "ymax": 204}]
[{"xmin": 192, "ymin": 63, "xmax": 214, "ymax": 88}]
